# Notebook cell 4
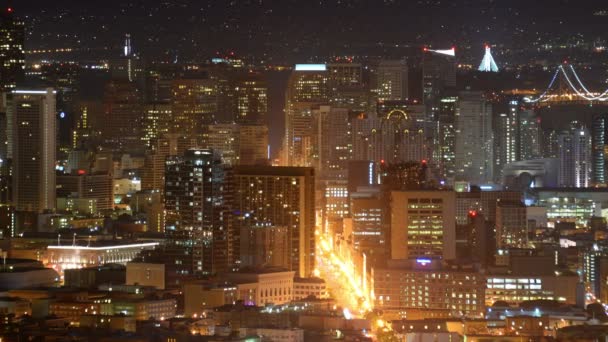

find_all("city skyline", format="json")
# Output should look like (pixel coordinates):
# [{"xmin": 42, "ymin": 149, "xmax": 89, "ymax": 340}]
[{"xmin": 3, "ymin": 1, "xmax": 608, "ymax": 341}]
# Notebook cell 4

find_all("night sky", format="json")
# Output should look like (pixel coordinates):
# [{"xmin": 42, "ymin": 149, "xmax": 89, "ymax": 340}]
[{"xmin": 12, "ymin": 0, "xmax": 608, "ymax": 62}]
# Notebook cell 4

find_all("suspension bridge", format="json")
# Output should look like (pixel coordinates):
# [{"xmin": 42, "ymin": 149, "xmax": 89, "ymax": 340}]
[{"xmin": 523, "ymin": 64, "xmax": 608, "ymax": 106}]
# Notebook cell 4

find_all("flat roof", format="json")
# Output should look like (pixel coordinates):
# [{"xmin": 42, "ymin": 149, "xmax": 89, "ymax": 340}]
[{"xmin": 48, "ymin": 242, "xmax": 159, "ymax": 251}]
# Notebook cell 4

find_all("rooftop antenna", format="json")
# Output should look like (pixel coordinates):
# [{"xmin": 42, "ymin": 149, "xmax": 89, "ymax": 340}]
[{"xmin": 124, "ymin": 34, "xmax": 132, "ymax": 57}]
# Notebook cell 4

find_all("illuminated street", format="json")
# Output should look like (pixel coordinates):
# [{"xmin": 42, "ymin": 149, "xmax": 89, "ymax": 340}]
[{"xmin": 315, "ymin": 228, "xmax": 372, "ymax": 317}]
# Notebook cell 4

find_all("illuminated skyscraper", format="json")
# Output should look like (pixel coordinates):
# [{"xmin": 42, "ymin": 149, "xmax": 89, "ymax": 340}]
[
  {"xmin": 455, "ymin": 91, "xmax": 493, "ymax": 184},
  {"xmin": 203, "ymin": 124, "xmax": 269, "ymax": 166},
  {"xmin": 235, "ymin": 73, "xmax": 267, "ymax": 125},
  {"xmin": 327, "ymin": 62, "xmax": 369, "ymax": 111},
  {"xmin": 171, "ymin": 78, "xmax": 218, "ymax": 139},
  {"xmin": 350, "ymin": 188, "xmax": 386, "ymax": 264},
  {"xmin": 558, "ymin": 124, "xmax": 591, "ymax": 188},
  {"xmin": 284, "ymin": 64, "xmax": 329, "ymax": 166},
  {"xmin": 518, "ymin": 108, "xmax": 541, "ymax": 161},
  {"xmin": 437, "ymin": 96, "xmax": 457, "ymax": 182},
  {"xmin": 7, "ymin": 89, "xmax": 56, "ymax": 213},
  {"xmin": 390, "ymin": 190, "xmax": 456, "ymax": 261},
  {"xmin": 164, "ymin": 149, "xmax": 228, "ymax": 274},
  {"xmin": 204, "ymin": 124, "xmax": 241, "ymax": 166},
  {"xmin": 375, "ymin": 59, "xmax": 408, "ymax": 101},
  {"xmin": 141, "ymin": 102, "xmax": 172, "ymax": 147},
  {"xmin": 0, "ymin": 6, "xmax": 24, "ymax": 93},
  {"xmin": 313, "ymin": 105, "xmax": 351, "ymax": 174},
  {"xmin": 494, "ymin": 100, "xmax": 519, "ymax": 180},
  {"xmin": 592, "ymin": 114, "xmax": 607, "ymax": 185},
  {"xmin": 232, "ymin": 166, "xmax": 315, "ymax": 277}
]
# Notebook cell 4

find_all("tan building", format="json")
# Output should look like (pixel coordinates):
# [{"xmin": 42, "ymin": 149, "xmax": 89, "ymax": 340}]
[
  {"xmin": 293, "ymin": 277, "xmax": 328, "ymax": 300},
  {"xmin": 391, "ymin": 191, "xmax": 456, "ymax": 261},
  {"xmin": 373, "ymin": 260, "xmax": 485, "ymax": 319},
  {"xmin": 126, "ymin": 262, "xmax": 165, "ymax": 289},
  {"xmin": 50, "ymin": 301, "xmax": 103, "ymax": 325},
  {"xmin": 183, "ymin": 282, "xmax": 237, "ymax": 316},
  {"xmin": 112, "ymin": 298, "xmax": 176, "ymax": 321},
  {"xmin": 239, "ymin": 328, "xmax": 304, "ymax": 342},
  {"xmin": 223, "ymin": 269, "xmax": 295, "ymax": 306}
]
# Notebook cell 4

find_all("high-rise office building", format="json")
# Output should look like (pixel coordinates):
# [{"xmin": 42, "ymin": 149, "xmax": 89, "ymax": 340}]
[
  {"xmin": 375, "ymin": 60, "xmax": 408, "ymax": 101},
  {"xmin": 235, "ymin": 73, "xmax": 267, "ymax": 125},
  {"xmin": 518, "ymin": 107, "xmax": 541, "ymax": 161},
  {"xmin": 328, "ymin": 62, "xmax": 363, "ymax": 88},
  {"xmin": 7, "ymin": 89, "xmax": 57, "ymax": 213},
  {"xmin": 592, "ymin": 114, "xmax": 607, "ymax": 185},
  {"xmin": 238, "ymin": 125, "xmax": 269, "ymax": 165},
  {"xmin": 494, "ymin": 100, "xmax": 519, "ymax": 180},
  {"xmin": 495, "ymin": 201, "xmax": 528, "ymax": 249},
  {"xmin": 142, "ymin": 102, "xmax": 172, "ymax": 147},
  {"xmin": 204, "ymin": 124, "xmax": 241, "ymax": 166},
  {"xmin": 171, "ymin": 78, "xmax": 218, "ymax": 138},
  {"xmin": 313, "ymin": 105, "xmax": 351, "ymax": 174},
  {"xmin": 0, "ymin": 6, "xmax": 25, "ymax": 93},
  {"xmin": 437, "ymin": 96, "xmax": 457, "ymax": 182},
  {"xmin": 422, "ymin": 48, "xmax": 456, "ymax": 105},
  {"xmin": 141, "ymin": 134, "xmax": 196, "ymax": 194},
  {"xmin": 558, "ymin": 124, "xmax": 591, "ymax": 188},
  {"xmin": 203, "ymin": 124, "xmax": 269, "ymax": 166},
  {"xmin": 232, "ymin": 166, "xmax": 315, "ymax": 277},
  {"xmin": 102, "ymin": 80, "xmax": 142, "ymax": 147},
  {"xmin": 390, "ymin": 190, "xmax": 456, "ymax": 261},
  {"xmin": 164, "ymin": 149, "xmax": 228, "ymax": 274},
  {"xmin": 284, "ymin": 64, "xmax": 329, "ymax": 166},
  {"xmin": 455, "ymin": 91, "xmax": 493, "ymax": 184},
  {"xmin": 57, "ymin": 172, "xmax": 113, "ymax": 212},
  {"xmin": 350, "ymin": 188, "xmax": 386, "ymax": 263},
  {"xmin": 351, "ymin": 105, "xmax": 429, "ymax": 165}
]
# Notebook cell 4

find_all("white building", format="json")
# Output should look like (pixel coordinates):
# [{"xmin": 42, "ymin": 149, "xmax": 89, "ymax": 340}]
[{"xmin": 558, "ymin": 125, "xmax": 591, "ymax": 188}]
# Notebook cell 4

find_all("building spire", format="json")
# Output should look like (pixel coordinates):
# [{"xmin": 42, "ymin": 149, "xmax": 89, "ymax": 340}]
[
  {"xmin": 478, "ymin": 45, "xmax": 499, "ymax": 72},
  {"xmin": 124, "ymin": 33, "xmax": 132, "ymax": 57}
]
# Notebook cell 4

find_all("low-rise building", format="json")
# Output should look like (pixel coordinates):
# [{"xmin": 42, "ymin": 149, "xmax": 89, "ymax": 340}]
[
  {"xmin": 64, "ymin": 264, "xmax": 126, "ymax": 289},
  {"xmin": 183, "ymin": 282, "xmax": 237, "ymax": 316},
  {"xmin": 239, "ymin": 328, "xmax": 304, "ymax": 342},
  {"xmin": 126, "ymin": 262, "xmax": 165, "ymax": 289},
  {"xmin": 112, "ymin": 297, "xmax": 176, "ymax": 321},
  {"xmin": 79, "ymin": 314, "xmax": 137, "ymax": 332},
  {"xmin": 0, "ymin": 297, "xmax": 31, "ymax": 318},
  {"xmin": 293, "ymin": 277, "xmax": 328, "ymax": 300},
  {"xmin": 373, "ymin": 260, "xmax": 485, "ymax": 319},
  {"xmin": 222, "ymin": 268, "xmax": 295, "ymax": 306},
  {"xmin": 485, "ymin": 273, "xmax": 580, "ymax": 306}
]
